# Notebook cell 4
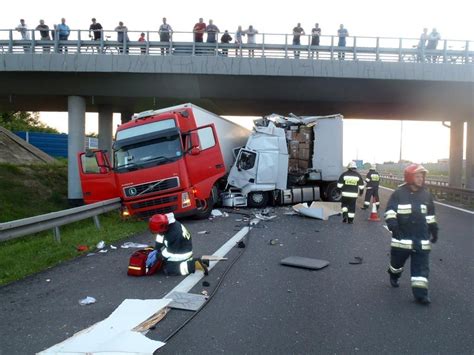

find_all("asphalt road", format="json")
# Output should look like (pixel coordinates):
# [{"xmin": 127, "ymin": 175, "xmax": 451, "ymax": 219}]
[{"xmin": 0, "ymin": 188, "xmax": 473, "ymax": 354}]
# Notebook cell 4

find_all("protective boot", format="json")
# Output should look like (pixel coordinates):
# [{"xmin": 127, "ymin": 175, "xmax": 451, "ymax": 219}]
[
  {"xmin": 415, "ymin": 296, "xmax": 431, "ymax": 305},
  {"xmin": 389, "ymin": 277, "xmax": 400, "ymax": 288},
  {"xmin": 194, "ymin": 258, "xmax": 209, "ymax": 275}
]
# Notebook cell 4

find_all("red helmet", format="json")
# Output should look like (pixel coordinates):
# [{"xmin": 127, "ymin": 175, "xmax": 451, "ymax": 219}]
[
  {"xmin": 404, "ymin": 164, "xmax": 428, "ymax": 184},
  {"xmin": 149, "ymin": 214, "xmax": 169, "ymax": 234}
]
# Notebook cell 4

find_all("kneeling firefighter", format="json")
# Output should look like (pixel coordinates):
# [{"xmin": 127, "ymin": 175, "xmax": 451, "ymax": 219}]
[
  {"xmin": 148, "ymin": 213, "xmax": 209, "ymax": 276},
  {"xmin": 384, "ymin": 164, "xmax": 439, "ymax": 305}
]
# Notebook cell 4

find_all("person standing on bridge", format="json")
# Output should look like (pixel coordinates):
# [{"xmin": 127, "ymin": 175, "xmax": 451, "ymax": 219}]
[
  {"xmin": 337, "ymin": 24, "xmax": 349, "ymax": 60},
  {"xmin": 148, "ymin": 213, "xmax": 209, "ymax": 276},
  {"xmin": 385, "ymin": 164, "xmax": 438, "ymax": 305},
  {"xmin": 361, "ymin": 164, "xmax": 380, "ymax": 210},
  {"xmin": 292, "ymin": 23, "xmax": 305, "ymax": 59},
  {"xmin": 220, "ymin": 30, "xmax": 233, "ymax": 56},
  {"xmin": 244, "ymin": 25, "xmax": 258, "ymax": 57},
  {"xmin": 426, "ymin": 28, "xmax": 441, "ymax": 63},
  {"xmin": 115, "ymin": 21, "xmax": 129, "ymax": 54},
  {"xmin": 159, "ymin": 17, "xmax": 173, "ymax": 55},
  {"xmin": 15, "ymin": 19, "xmax": 30, "ymax": 53},
  {"xmin": 235, "ymin": 25, "xmax": 245, "ymax": 56},
  {"xmin": 57, "ymin": 18, "xmax": 70, "ymax": 53},
  {"xmin": 36, "ymin": 20, "xmax": 50, "ymax": 53},
  {"xmin": 337, "ymin": 161, "xmax": 365, "ymax": 223},
  {"xmin": 311, "ymin": 23, "xmax": 321, "ymax": 59},
  {"xmin": 417, "ymin": 27, "xmax": 428, "ymax": 62}
]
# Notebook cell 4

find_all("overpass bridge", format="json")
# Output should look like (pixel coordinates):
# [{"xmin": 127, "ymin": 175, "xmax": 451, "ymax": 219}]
[{"xmin": 0, "ymin": 29, "xmax": 473, "ymax": 201}]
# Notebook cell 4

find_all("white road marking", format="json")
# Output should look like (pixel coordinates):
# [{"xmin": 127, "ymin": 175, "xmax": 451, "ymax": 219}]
[
  {"xmin": 165, "ymin": 220, "xmax": 259, "ymax": 297},
  {"xmin": 380, "ymin": 186, "xmax": 474, "ymax": 215}
]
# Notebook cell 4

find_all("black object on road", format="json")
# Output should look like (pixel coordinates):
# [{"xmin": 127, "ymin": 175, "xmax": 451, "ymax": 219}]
[{"xmin": 280, "ymin": 256, "xmax": 329, "ymax": 270}]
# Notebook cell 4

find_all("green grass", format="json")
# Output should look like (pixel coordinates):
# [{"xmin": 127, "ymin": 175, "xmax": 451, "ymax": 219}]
[
  {"xmin": 0, "ymin": 212, "xmax": 146, "ymax": 286},
  {"xmin": 0, "ymin": 161, "xmax": 69, "ymax": 222},
  {"xmin": 0, "ymin": 161, "xmax": 148, "ymax": 286}
]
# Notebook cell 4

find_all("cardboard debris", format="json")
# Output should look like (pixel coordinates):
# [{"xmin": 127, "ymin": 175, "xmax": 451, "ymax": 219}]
[
  {"xmin": 39, "ymin": 299, "xmax": 170, "ymax": 354},
  {"xmin": 167, "ymin": 292, "xmax": 207, "ymax": 311},
  {"xmin": 292, "ymin": 201, "xmax": 341, "ymax": 220},
  {"xmin": 280, "ymin": 256, "xmax": 330, "ymax": 270}
]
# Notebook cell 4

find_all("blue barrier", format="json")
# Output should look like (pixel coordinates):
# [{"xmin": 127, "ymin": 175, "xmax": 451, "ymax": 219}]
[{"xmin": 14, "ymin": 132, "xmax": 98, "ymax": 158}]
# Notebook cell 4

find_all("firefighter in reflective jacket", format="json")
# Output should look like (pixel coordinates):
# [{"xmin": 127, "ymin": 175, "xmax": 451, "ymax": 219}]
[
  {"xmin": 384, "ymin": 164, "xmax": 438, "ymax": 305},
  {"xmin": 337, "ymin": 161, "xmax": 365, "ymax": 223},
  {"xmin": 361, "ymin": 164, "xmax": 380, "ymax": 210},
  {"xmin": 149, "ymin": 213, "xmax": 208, "ymax": 276}
]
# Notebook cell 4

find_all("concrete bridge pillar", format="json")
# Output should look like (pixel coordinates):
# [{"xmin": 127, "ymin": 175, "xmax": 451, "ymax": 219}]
[
  {"xmin": 465, "ymin": 120, "xmax": 474, "ymax": 189},
  {"xmin": 121, "ymin": 111, "xmax": 134, "ymax": 124},
  {"xmin": 67, "ymin": 96, "xmax": 86, "ymax": 204},
  {"xmin": 98, "ymin": 106, "xmax": 113, "ymax": 156},
  {"xmin": 448, "ymin": 121, "xmax": 464, "ymax": 188}
]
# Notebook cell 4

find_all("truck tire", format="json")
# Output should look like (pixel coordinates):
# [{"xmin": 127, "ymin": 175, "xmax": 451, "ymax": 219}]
[
  {"xmin": 193, "ymin": 186, "xmax": 217, "ymax": 219},
  {"xmin": 194, "ymin": 197, "xmax": 214, "ymax": 219},
  {"xmin": 247, "ymin": 191, "xmax": 268, "ymax": 208},
  {"xmin": 325, "ymin": 182, "xmax": 341, "ymax": 202}
]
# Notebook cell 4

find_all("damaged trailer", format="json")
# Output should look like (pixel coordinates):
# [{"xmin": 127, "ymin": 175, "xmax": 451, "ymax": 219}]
[{"xmin": 225, "ymin": 114, "xmax": 344, "ymax": 207}]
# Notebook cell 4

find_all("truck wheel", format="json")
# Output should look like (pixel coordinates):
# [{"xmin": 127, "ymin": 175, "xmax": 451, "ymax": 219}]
[
  {"xmin": 247, "ymin": 191, "xmax": 268, "ymax": 208},
  {"xmin": 194, "ymin": 197, "xmax": 214, "ymax": 219},
  {"xmin": 325, "ymin": 182, "xmax": 341, "ymax": 202},
  {"xmin": 193, "ymin": 186, "xmax": 217, "ymax": 219}
]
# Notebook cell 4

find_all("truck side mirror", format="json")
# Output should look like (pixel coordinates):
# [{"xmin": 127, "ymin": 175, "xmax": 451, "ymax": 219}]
[
  {"xmin": 190, "ymin": 131, "xmax": 200, "ymax": 149},
  {"xmin": 190, "ymin": 147, "xmax": 201, "ymax": 156}
]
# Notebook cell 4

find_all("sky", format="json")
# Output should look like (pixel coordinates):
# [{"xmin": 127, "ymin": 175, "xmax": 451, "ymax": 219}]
[{"xmin": 1, "ymin": 0, "xmax": 472, "ymax": 164}]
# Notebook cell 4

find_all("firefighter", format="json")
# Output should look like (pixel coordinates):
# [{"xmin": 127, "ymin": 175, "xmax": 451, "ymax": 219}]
[
  {"xmin": 148, "ymin": 213, "xmax": 209, "ymax": 276},
  {"xmin": 384, "ymin": 164, "xmax": 438, "ymax": 305},
  {"xmin": 337, "ymin": 161, "xmax": 365, "ymax": 223},
  {"xmin": 361, "ymin": 164, "xmax": 380, "ymax": 210}
]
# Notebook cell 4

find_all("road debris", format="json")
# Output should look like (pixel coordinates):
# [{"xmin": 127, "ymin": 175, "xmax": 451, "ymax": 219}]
[
  {"xmin": 202, "ymin": 281, "xmax": 210, "ymax": 287},
  {"xmin": 211, "ymin": 209, "xmax": 223, "ymax": 217},
  {"xmin": 121, "ymin": 242, "xmax": 150, "ymax": 249},
  {"xmin": 168, "ymin": 292, "xmax": 207, "ymax": 311},
  {"xmin": 197, "ymin": 231, "xmax": 210, "ymax": 235},
  {"xmin": 98, "ymin": 249, "xmax": 108, "ymax": 254},
  {"xmin": 110, "ymin": 245, "xmax": 117, "ymax": 250},
  {"xmin": 292, "ymin": 201, "xmax": 341, "ymax": 220},
  {"xmin": 269, "ymin": 239, "xmax": 283, "ymax": 246},
  {"xmin": 79, "ymin": 296, "xmax": 97, "ymax": 306},
  {"xmin": 349, "ymin": 256, "xmax": 363, "ymax": 265},
  {"xmin": 280, "ymin": 256, "xmax": 330, "ymax": 270},
  {"xmin": 96, "ymin": 240, "xmax": 106, "ymax": 249},
  {"xmin": 76, "ymin": 245, "xmax": 88, "ymax": 252}
]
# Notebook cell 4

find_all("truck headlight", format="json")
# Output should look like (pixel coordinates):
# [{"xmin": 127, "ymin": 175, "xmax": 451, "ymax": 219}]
[{"xmin": 182, "ymin": 192, "xmax": 191, "ymax": 208}]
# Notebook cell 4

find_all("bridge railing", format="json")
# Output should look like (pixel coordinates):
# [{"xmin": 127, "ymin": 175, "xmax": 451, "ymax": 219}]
[
  {"xmin": 1, "ymin": 29, "xmax": 472, "ymax": 64},
  {"xmin": 380, "ymin": 176, "xmax": 474, "ymax": 207}
]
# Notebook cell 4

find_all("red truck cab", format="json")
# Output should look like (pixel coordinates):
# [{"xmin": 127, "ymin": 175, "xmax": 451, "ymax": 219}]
[{"xmin": 78, "ymin": 106, "xmax": 227, "ymax": 219}]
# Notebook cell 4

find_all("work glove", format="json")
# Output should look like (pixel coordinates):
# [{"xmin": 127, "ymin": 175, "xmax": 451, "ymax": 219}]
[
  {"xmin": 391, "ymin": 228, "xmax": 402, "ymax": 240},
  {"xmin": 430, "ymin": 230, "xmax": 438, "ymax": 244}
]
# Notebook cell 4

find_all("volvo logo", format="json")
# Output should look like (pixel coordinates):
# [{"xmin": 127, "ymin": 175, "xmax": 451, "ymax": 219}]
[{"xmin": 128, "ymin": 187, "xmax": 138, "ymax": 196}]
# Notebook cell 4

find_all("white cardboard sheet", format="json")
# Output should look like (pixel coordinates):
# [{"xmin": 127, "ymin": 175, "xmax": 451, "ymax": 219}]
[
  {"xmin": 292, "ymin": 201, "xmax": 341, "ymax": 220},
  {"xmin": 38, "ymin": 299, "xmax": 171, "ymax": 355}
]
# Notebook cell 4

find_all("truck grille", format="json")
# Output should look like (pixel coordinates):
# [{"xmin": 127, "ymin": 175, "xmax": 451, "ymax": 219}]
[
  {"xmin": 123, "ymin": 177, "xmax": 179, "ymax": 198},
  {"xmin": 130, "ymin": 195, "xmax": 178, "ymax": 210},
  {"xmin": 135, "ymin": 205, "xmax": 178, "ymax": 219}
]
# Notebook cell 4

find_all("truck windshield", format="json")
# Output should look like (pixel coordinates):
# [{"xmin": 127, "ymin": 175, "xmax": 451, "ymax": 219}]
[{"xmin": 114, "ymin": 134, "xmax": 182, "ymax": 171}]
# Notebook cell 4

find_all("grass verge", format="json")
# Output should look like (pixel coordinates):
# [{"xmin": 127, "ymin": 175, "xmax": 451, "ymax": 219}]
[{"xmin": 0, "ymin": 212, "xmax": 147, "ymax": 286}]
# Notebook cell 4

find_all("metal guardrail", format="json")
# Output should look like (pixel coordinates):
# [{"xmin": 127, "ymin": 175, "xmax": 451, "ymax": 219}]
[
  {"xmin": 1, "ymin": 29, "xmax": 473, "ymax": 64},
  {"xmin": 0, "ymin": 198, "xmax": 122, "ymax": 243},
  {"xmin": 380, "ymin": 176, "xmax": 474, "ymax": 207}
]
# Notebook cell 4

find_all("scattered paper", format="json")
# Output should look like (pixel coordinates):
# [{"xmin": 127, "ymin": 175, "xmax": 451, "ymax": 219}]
[
  {"xmin": 121, "ymin": 242, "xmax": 150, "ymax": 249},
  {"xmin": 292, "ymin": 201, "xmax": 341, "ymax": 220},
  {"xmin": 98, "ymin": 249, "xmax": 108, "ymax": 254},
  {"xmin": 211, "ymin": 209, "xmax": 223, "ymax": 217},
  {"xmin": 39, "ymin": 299, "xmax": 170, "ymax": 354},
  {"xmin": 96, "ymin": 241, "xmax": 105, "ymax": 249},
  {"xmin": 79, "ymin": 296, "xmax": 96, "ymax": 306},
  {"xmin": 110, "ymin": 245, "xmax": 117, "ymax": 250}
]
